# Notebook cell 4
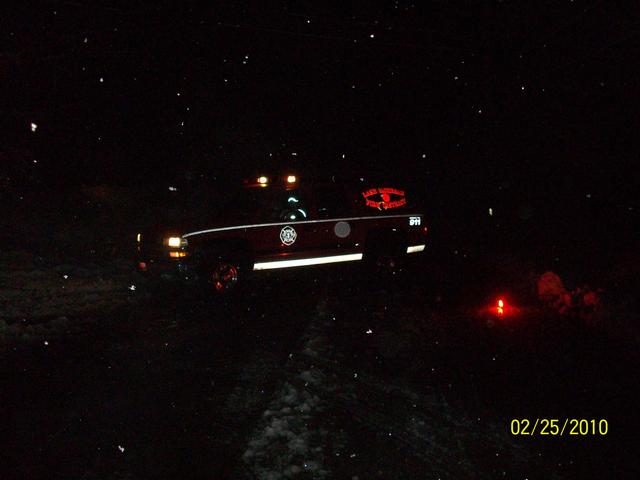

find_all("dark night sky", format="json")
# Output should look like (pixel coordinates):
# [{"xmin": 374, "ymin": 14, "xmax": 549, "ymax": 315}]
[{"xmin": 2, "ymin": 1, "xmax": 639, "ymax": 234}]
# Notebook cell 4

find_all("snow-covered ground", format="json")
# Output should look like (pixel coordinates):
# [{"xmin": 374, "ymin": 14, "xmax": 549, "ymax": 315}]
[
  {"xmin": 2, "ymin": 244, "xmax": 637, "ymax": 478},
  {"xmin": 0, "ymin": 250, "xmax": 142, "ymax": 345}
]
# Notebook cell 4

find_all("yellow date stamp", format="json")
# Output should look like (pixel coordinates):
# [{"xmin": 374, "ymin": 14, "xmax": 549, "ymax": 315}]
[{"xmin": 510, "ymin": 419, "xmax": 608, "ymax": 436}]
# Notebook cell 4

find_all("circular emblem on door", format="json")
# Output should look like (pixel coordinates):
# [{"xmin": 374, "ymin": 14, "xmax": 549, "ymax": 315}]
[{"xmin": 280, "ymin": 225, "xmax": 297, "ymax": 245}]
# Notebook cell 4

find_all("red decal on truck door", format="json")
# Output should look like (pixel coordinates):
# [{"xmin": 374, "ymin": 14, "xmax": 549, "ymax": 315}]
[{"xmin": 361, "ymin": 187, "xmax": 406, "ymax": 210}]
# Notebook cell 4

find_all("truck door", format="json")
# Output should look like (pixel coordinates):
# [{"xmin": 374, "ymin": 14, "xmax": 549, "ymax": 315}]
[
  {"xmin": 311, "ymin": 183, "xmax": 363, "ymax": 254},
  {"xmin": 249, "ymin": 186, "xmax": 319, "ymax": 257}
]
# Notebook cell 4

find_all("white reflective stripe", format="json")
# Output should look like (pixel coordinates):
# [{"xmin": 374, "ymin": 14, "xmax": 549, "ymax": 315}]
[
  {"xmin": 183, "ymin": 213, "xmax": 423, "ymax": 238},
  {"xmin": 253, "ymin": 253, "xmax": 363, "ymax": 270},
  {"xmin": 406, "ymin": 244, "xmax": 425, "ymax": 253}
]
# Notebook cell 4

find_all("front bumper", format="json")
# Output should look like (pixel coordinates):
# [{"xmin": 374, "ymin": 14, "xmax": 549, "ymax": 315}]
[{"xmin": 135, "ymin": 254, "xmax": 197, "ymax": 282}]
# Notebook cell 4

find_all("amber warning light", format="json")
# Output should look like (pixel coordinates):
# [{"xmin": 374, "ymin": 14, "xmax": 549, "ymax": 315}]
[{"xmin": 497, "ymin": 299, "xmax": 505, "ymax": 315}]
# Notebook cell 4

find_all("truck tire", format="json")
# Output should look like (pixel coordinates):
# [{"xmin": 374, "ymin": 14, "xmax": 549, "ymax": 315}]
[
  {"xmin": 364, "ymin": 229, "xmax": 407, "ymax": 276},
  {"xmin": 209, "ymin": 261, "xmax": 239, "ymax": 292},
  {"xmin": 191, "ymin": 245, "xmax": 247, "ymax": 294}
]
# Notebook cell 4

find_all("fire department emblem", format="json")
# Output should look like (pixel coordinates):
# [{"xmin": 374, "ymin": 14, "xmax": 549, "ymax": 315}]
[{"xmin": 280, "ymin": 225, "xmax": 297, "ymax": 245}]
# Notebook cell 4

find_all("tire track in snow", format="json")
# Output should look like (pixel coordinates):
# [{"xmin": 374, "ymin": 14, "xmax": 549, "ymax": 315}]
[{"xmin": 241, "ymin": 298, "xmax": 333, "ymax": 479}]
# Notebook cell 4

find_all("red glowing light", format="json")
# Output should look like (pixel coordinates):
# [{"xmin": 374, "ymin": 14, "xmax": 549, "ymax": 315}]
[{"xmin": 497, "ymin": 298, "xmax": 505, "ymax": 315}]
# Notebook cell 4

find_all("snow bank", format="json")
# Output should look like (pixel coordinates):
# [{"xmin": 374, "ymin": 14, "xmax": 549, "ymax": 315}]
[{"xmin": 537, "ymin": 270, "xmax": 603, "ymax": 321}]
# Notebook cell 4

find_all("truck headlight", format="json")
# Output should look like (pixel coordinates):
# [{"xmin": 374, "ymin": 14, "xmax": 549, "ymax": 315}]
[{"xmin": 166, "ymin": 236, "xmax": 182, "ymax": 247}]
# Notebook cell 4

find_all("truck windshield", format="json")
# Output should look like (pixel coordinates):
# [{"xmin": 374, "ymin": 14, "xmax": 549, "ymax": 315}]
[
  {"xmin": 178, "ymin": 184, "xmax": 310, "ymax": 225},
  {"xmin": 235, "ymin": 187, "xmax": 309, "ymax": 223}
]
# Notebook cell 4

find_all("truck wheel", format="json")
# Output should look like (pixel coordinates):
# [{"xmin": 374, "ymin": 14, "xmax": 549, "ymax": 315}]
[
  {"xmin": 210, "ymin": 262, "xmax": 239, "ymax": 292},
  {"xmin": 370, "ymin": 253, "xmax": 403, "ymax": 275},
  {"xmin": 364, "ymin": 230, "xmax": 406, "ymax": 276}
]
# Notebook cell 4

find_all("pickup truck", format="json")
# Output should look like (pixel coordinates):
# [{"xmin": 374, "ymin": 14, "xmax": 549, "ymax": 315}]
[{"xmin": 135, "ymin": 174, "xmax": 427, "ymax": 292}]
